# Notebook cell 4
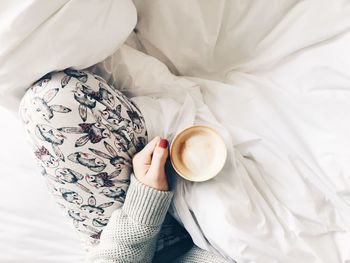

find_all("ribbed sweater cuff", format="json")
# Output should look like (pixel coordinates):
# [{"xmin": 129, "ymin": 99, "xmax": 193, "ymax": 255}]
[{"xmin": 123, "ymin": 175, "xmax": 174, "ymax": 226}]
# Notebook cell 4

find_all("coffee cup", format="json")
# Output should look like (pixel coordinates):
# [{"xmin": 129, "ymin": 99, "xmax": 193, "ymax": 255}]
[{"xmin": 170, "ymin": 125, "xmax": 227, "ymax": 182}]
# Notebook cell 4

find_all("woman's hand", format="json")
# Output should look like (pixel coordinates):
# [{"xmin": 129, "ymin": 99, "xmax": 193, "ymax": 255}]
[{"xmin": 132, "ymin": 136, "xmax": 169, "ymax": 191}]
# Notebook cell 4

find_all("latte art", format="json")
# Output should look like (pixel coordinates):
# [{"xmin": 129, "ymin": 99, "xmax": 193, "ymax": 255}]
[
  {"xmin": 180, "ymin": 134, "xmax": 215, "ymax": 175},
  {"xmin": 170, "ymin": 125, "xmax": 227, "ymax": 182}
]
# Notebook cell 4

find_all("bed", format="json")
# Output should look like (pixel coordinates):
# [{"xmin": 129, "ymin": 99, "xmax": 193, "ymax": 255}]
[{"xmin": 1, "ymin": 1, "xmax": 350, "ymax": 262}]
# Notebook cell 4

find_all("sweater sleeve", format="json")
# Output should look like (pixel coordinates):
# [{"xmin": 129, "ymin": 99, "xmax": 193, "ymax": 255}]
[{"xmin": 85, "ymin": 175, "xmax": 173, "ymax": 263}]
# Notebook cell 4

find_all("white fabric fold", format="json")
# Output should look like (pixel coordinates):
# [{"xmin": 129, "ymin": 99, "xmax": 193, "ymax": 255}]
[
  {"xmin": 92, "ymin": 39, "xmax": 350, "ymax": 262},
  {"xmin": 0, "ymin": 0, "xmax": 137, "ymax": 113}
]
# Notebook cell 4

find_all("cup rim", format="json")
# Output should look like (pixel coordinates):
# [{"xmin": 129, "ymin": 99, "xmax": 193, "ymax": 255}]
[{"xmin": 170, "ymin": 125, "xmax": 227, "ymax": 182}]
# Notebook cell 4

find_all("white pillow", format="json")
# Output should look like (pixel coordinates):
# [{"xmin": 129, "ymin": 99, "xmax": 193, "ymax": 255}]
[{"xmin": 0, "ymin": 0, "xmax": 136, "ymax": 113}]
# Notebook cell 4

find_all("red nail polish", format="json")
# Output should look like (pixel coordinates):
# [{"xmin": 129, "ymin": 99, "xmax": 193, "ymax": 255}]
[{"xmin": 159, "ymin": 138, "xmax": 168, "ymax": 148}]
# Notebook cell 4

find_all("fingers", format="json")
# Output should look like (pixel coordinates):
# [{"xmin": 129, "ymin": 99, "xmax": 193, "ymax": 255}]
[
  {"xmin": 136, "ymin": 136, "xmax": 160, "ymax": 165},
  {"xmin": 149, "ymin": 138, "xmax": 169, "ymax": 172},
  {"xmin": 132, "ymin": 137, "xmax": 169, "ymax": 191}
]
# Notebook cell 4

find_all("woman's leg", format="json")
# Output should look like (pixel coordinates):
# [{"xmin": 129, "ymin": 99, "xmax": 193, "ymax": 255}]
[{"xmin": 19, "ymin": 69, "xmax": 147, "ymax": 248}]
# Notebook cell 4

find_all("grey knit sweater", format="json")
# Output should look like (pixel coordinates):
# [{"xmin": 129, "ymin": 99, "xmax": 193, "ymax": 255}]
[{"xmin": 85, "ymin": 176, "xmax": 228, "ymax": 263}]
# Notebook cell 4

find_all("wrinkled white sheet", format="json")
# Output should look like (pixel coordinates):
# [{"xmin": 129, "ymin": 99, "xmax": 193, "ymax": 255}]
[
  {"xmin": 92, "ymin": 37, "xmax": 350, "ymax": 262},
  {"xmin": 93, "ymin": 0, "xmax": 350, "ymax": 261},
  {"xmin": 132, "ymin": 0, "xmax": 350, "ymax": 79}
]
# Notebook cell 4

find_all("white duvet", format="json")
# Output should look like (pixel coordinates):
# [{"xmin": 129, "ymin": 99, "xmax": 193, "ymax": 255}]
[
  {"xmin": 97, "ymin": 1, "xmax": 350, "ymax": 261},
  {"xmin": 1, "ymin": 0, "xmax": 350, "ymax": 262}
]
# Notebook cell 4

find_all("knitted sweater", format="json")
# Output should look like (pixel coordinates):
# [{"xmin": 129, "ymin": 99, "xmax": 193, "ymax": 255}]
[{"xmin": 85, "ymin": 176, "xmax": 228, "ymax": 263}]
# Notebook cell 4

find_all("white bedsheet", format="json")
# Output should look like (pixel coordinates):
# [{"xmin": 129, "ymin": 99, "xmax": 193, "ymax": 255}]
[
  {"xmin": 101, "ymin": 1, "xmax": 350, "ymax": 261},
  {"xmin": 91, "ymin": 36, "xmax": 350, "ymax": 261},
  {"xmin": 0, "ymin": 106, "xmax": 85, "ymax": 263}
]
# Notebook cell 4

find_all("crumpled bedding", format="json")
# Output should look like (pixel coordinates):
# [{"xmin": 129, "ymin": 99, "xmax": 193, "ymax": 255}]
[
  {"xmin": 93, "ymin": 1, "xmax": 350, "ymax": 261},
  {"xmin": 2, "ymin": 0, "xmax": 350, "ymax": 262},
  {"xmin": 92, "ymin": 33, "xmax": 350, "ymax": 261}
]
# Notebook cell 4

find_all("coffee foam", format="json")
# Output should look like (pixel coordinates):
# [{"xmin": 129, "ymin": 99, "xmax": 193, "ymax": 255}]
[{"xmin": 170, "ymin": 126, "xmax": 226, "ymax": 181}]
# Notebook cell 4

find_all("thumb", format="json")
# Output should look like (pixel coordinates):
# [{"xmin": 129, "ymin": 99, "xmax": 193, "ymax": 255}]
[{"xmin": 149, "ymin": 138, "xmax": 169, "ymax": 172}]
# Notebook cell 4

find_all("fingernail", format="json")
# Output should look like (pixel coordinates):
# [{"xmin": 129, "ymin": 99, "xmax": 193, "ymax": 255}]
[{"xmin": 159, "ymin": 138, "xmax": 168, "ymax": 148}]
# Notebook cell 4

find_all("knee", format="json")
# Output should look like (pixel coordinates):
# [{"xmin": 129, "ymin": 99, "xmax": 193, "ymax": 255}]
[{"xmin": 19, "ymin": 69, "xmax": 96, "ymax": 123}]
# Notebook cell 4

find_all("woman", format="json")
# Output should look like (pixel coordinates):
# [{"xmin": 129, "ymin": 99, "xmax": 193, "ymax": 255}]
[
  {"xmin": 85, "ymin": 136, "xmax": 228, "ymax": 262},
  {"xmin": 19, "ymin": 70, "xmax": 228, "ymax": 262}
]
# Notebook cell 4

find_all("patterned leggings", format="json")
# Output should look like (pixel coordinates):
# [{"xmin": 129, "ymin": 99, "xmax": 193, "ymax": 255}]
[{"xmin": 19, "ymin": 69, "xmax": 148, "ymax": 247}]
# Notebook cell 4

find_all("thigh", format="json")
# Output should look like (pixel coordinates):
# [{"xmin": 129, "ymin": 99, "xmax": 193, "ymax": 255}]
[{"xmin": 19, "ymin": 69, "xmax": 147, "ymax": 247}]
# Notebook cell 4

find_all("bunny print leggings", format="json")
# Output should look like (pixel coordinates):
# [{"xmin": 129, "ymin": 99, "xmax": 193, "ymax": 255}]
[{"xmin": 19, "ymin": 69, "xmax": 188, "ymax": 251}]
